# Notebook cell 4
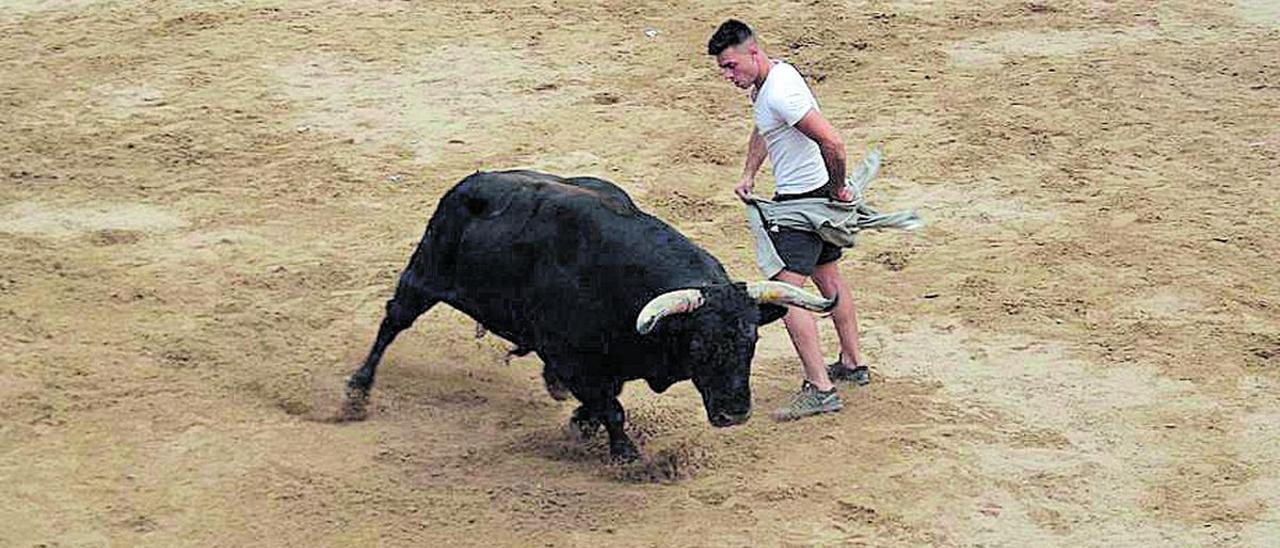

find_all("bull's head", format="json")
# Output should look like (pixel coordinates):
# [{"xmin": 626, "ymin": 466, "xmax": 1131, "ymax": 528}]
[{"xmin": 634, "ymin": 282, "xmax": 835, "ymax": 427}]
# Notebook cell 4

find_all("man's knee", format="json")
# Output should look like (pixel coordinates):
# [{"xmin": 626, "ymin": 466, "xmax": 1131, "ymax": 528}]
[
  {"xmin": 772, "ymin": 269, "xmax": 810, "ymax": 288},
  {"xmin": 811, "ymin": 263, "xmax": 845, "ymax": 297}
]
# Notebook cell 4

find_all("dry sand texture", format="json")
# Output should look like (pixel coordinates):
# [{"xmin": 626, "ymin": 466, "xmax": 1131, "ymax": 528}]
[{"xmin": 2, "ymin": 0, "xmax": 1278, "ymax": 546}]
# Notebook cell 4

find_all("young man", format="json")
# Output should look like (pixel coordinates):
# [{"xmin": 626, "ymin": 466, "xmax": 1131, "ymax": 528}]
[{"xmin": 708, "ymin": 19, "xmax": 870, "ymax": 421}]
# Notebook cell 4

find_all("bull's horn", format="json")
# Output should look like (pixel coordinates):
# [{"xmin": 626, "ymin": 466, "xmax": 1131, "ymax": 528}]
[
  {"xmin": 746, "ymin": 281, "xmax": 837, "ymax": 313},
  {"xmin": 635, "ymin": 289, "xmax": 706, "ymax": 335}
]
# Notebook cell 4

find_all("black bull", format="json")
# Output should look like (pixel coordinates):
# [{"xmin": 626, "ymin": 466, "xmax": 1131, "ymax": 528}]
[{"xmin": 344, "ymin": 170, "xmax": 835, "ymax": 461}]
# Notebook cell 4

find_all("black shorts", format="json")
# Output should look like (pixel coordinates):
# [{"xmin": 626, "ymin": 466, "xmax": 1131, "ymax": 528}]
[
  {"xmin": 768, "ymin": 186, "xmax": 842, "ymax": 277},
  {"xmin": 769, "ymin": 229, "xmax": 842, "ymax": 276}
]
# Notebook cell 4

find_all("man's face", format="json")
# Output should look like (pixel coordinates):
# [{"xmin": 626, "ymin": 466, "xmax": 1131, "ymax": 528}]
[{"xmin": 716, "ymin": 43, "xmax": 757, "ymax": 89}]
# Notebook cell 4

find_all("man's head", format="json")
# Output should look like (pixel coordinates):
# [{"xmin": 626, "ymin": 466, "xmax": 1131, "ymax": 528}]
[{"xmin": 708, "ymin": 19, "xmax": 763, "ymax": 89}]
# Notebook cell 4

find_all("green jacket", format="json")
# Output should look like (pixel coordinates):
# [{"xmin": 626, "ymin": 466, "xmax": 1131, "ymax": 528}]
[{"xmin": 745, "ymin": 148, "xmax": 923, "ymax": 278}]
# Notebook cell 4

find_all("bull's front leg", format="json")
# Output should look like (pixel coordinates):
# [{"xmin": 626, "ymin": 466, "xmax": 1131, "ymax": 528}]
[
  {"xmin": 600, "ymin": 397, "xmax": 638, "ymax": 463},
  {"xmin": 570, "ymin": 378, "xmax": 639, "ymax": 462}
]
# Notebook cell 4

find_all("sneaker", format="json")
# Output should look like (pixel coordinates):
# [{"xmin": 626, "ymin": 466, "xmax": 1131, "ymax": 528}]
[
  {"xmin": 827, "ymin": 361, "xmax": 870, "ymax": 386},
  {"xmin": 771, "ymin": 381, "xmax": 842, "ymax": 421}
]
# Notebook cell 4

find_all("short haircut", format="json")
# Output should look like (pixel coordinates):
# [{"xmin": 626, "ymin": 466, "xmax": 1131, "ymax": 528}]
[{"xmin": 707, "ymin": 19, "xmax": 754, "ymax": 55}]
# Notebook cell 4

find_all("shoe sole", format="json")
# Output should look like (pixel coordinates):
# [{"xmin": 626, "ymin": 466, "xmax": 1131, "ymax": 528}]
[
  {"xmin": 829, "ymin": 366, "xmax": 871, "ymax": 386},
  {"xmin": 771, "ymin": 400, "xmax": 843, "ymax": 422}
]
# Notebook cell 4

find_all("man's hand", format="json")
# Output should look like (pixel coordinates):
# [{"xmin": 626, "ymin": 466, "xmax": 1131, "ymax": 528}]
[
  {"xmin": 830, "ymin": 184, "xmax": 854, "ymax": 203},
  {"xmin": 734, "ymin": 177, "xmax": 756, "ymax": 203}
]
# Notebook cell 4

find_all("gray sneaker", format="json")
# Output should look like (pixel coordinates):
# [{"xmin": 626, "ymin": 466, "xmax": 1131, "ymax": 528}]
[
  {"xmin": 827, "ymin": 362, "xmax": 870, "ymax": 386},
  {"xmin": 771, "ymin": 381, "xmax": 842, "ymax": 421}
]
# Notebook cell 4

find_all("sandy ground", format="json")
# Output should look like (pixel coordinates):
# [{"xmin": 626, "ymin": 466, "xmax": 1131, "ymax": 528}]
[{"xmin": 2, "ymin": 0, "xmax": 1278, "ymax": 546}]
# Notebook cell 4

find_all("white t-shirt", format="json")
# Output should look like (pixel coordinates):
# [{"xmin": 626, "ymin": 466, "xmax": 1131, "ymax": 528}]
[{"xmin": 752, "ymin": 61, "xmax": 827, "ymax": 195}]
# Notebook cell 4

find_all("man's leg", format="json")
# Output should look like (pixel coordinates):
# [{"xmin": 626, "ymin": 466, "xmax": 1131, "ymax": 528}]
[
  {"xmin": 774, "ymin": 270, "xmax": 835, "ymax": 391},
  {"xmin": 765, "ymin": 230, "xmax": 842, "ymax": 420},
  {"xmin": 812, "ymin": 261, "xmax": 864, "ymax": 369}
]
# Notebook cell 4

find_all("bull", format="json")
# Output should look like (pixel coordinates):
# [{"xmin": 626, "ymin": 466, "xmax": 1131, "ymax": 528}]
[{"xmin": 344, "ymin": 170, "xmax": 834, "ymax": 462}]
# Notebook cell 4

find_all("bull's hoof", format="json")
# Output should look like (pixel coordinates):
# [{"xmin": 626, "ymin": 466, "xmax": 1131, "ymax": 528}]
[
  {"xmin": 609, "ymin": 439, "xmax": 641, "ymax": 464},
  {"xmin": 569, "ymin": 406, "xmax": 601, "ymax": 441},
  {"xmin": 339, "ymin": 385, "xmax": 370, "ymax": 422}
]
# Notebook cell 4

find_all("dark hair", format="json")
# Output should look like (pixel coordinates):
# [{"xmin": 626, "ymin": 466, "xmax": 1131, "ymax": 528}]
[{"xmin": 707, "ymin": 19, "xmax": 754, "ymax": 55}]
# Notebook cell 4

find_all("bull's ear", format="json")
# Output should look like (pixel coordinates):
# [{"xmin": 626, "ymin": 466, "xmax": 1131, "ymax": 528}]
[{"xmin": 758, "ymin": 304, "xmax": 787, "ymax": 326}]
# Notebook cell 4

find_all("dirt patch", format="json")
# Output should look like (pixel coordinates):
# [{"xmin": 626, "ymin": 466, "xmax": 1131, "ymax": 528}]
[
  {"xmin": 272, "ymin": 45, "xmax": 586, "ymax": 164},
  {"xmin": 948, "ymin": 29, "xmax": 1157, "ymax": 67},
  {"xmin": 0, "ymin": 0, "xmax": 106, "ymax": 20},
  {"xmin": 0, "ymin": 201, "xmax": 186, "ymax": 237},
  {"xmin": 1235, "ymin": 0, "xmax": 1280, "ymax": 28}
]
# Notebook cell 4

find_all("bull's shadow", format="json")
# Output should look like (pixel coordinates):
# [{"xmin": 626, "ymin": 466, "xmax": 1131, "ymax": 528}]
[{"xmin": 336, "ymin": 348, "xmax": 712, "ymax": 482}]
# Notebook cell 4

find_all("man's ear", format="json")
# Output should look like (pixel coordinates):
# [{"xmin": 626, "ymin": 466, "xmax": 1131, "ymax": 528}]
[{"xmin": 758, "ymin": 304, "xmax": 787, "ymax": 326}]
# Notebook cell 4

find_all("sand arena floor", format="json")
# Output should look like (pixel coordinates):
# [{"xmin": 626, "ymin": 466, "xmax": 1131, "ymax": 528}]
[{"xmin": 2, "ymin": 1, "xmax": 1277, "ymax": 545}]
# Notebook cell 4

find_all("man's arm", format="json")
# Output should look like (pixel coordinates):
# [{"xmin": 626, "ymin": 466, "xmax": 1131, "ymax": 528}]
[
  {"xmin": 794, "ymin": 109, "xmax": 850, "ymax": 201},
  {"xmin": 734, "ymin": 127, "xmax": 767, "ymax": 203}
]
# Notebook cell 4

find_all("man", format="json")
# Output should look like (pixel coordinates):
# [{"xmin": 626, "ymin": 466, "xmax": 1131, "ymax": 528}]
[{"xmin": 708, "ymin": 19, "xmax": 870, "ymax": 421}]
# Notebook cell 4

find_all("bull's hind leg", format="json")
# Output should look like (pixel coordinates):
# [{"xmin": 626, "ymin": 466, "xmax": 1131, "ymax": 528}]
[
  {"xmin": 343, "ymin": 270, "xmax": 438, "ymax": 420},
  {"xmin": 569, "ymin": 404, "xmax": 602, "ymax": 440},
  {"xmin": 541, "ymin": 361, "xmax": 571, "ymax": 401}
]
